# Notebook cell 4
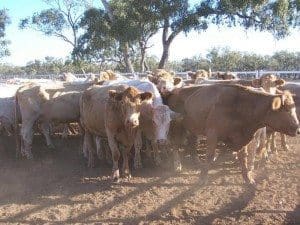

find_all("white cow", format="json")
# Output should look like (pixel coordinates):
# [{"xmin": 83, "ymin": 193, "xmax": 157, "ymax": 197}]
[{"xmin": 93, "ymin": 79, "xmax": 178, "ymax": 168}]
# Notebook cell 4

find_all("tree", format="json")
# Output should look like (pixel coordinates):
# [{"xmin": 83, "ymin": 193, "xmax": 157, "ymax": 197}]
[
  {"xmin": 78, "ymin": 0, "xmax": 160, "ymax": 72},
  {"xmin": 149, "ymin": 0, "xmax": 300, "ymax": 68},
  {"xmin": 0, "ymin": 9, "xmax": 10, "ymax": 58},
  {"xmin": 19, "ymin": 0, "xmax": 89, "ymax": 61}
]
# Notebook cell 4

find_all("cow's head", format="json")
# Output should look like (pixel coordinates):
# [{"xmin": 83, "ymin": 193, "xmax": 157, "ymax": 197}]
[
  {"xmin": 147, "ymin": 69, "xmax": 183, "ymax": 95},
  {"xmin": 188, "ymin": 70, "xmax": 209, "ymax": 81},
  {"xmin": 156, "ymin": 77, "xmax": 183, "ymax": 94},
  {"xmin": 252, "ymin": 74, "xmax": 285, "ymax": 94},
  {"xmin": 109, "ymin": 87, "xmax": 153, "ymax": 129},
  {"xmin": 149, "ymin": 105, "xmax": 175, "ymax": 145},
  {"xmin": 100, "ymin": 70, "xmax": 117, "ymax": 81},
  {"xmin": 215, "ymin": 71, "xmax": 237, "ymax": 80},
  {"xmin": 266, "ymin": 91, "xmax": 300, "ymax": 136}
]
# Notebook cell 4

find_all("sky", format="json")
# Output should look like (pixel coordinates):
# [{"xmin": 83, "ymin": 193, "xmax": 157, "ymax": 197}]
[{"xmin": 0, "ymin": 0, "xmax": 300, "ymax": 66}]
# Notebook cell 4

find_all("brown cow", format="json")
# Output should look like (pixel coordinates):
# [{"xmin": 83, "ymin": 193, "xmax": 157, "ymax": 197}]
[
  {"xmin": 213, "ymin": 71, "xmax": 238, "ymax": 80},
  {"xmin": 275, "ymin": 82, "xmax": 300, "ymax": 152},
  {"xmin": 163, "ymin": 84, "xmax": 300, "ymax": 185},
  {"xmin": 252, "ymin": 74, "xmax": 287, "ymax": 155},
  {"xmin": 80, "ymin": 85, "xmax": 153, "ymax": 182}
]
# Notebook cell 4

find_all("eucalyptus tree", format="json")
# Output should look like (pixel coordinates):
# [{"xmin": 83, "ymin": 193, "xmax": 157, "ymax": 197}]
[
  {"xmin": 19, "ymin": 0, "xmax": 90, "ymax": 61},
  {"xmin": 151, "ymin": 0, "xmax": 300, "ymax": 68},
  {"xmin": 0, "ymin": 9, "xmax": 10, "ymax": 58}
]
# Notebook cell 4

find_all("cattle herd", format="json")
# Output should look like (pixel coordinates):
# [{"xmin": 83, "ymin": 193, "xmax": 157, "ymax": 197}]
[{"xmin": 0, "ymin": 69, "xmax": 299, "ymax": 188}]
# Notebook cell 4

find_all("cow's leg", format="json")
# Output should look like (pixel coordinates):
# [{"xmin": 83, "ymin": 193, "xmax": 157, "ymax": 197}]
[
  {"xmin": 121, "ymin": 145, "xmax": 131, "ymax": 179},
  {"xmin": 256, "ymin": 128, "xmax": 269, "ymax": 169},
  {"xmin": 68, "ymin": 124, "xmax": 78, "ymax": 135},
  {"xmin": 85, "ymin": 131, "xmax": 96, "ymax": 168},
  {"xmin": 237, "ymin": 147, "xmax": 255, "ymax": 186},
  {"xmin": 200, "ymin": 130, "xmax": 217, "ymax": 184},
  {"xmin": 134, "ymin": 129, "xmax": 143, "ymax": 169},
  {"xmin": 151, "ymin": 140, "xmax": 162, "ymax": 166},
  {"xmin": 102, "ymin": 139, "xmax": 112, "ymax": 165},
  {"xmin": 270, "ymin": 132, "xmax": 277, "ymax": 154},
  {"xmin": 40, "ymin": 122, "xmax": 55, "ymax": 149},
  {"xmin": 186, "ymin": 134, "xmax": 200, "ymax": 163},
  {"xmin": 95, "ymin": 136, "xmax": 105, "ymax": 160},
  {"xmin": 107, "ymin": 132, "xmax": 120, "ymax": 182},
  {"xmin": 61, "ymin": 124, "xmax": 69, "ymax": 139},
  {"xmin": 280, "ymin": 133, "xmax": 290, "ymax": 151},
  {"xmin": 246, "ymin": 137, "xmax": 258, "ymax": 180},
  {"xmin": 20, "ymin": 119, "xmax": 35, "ymax": 159},
  {"xmin": 173, "ymin": 148, "xmax": 182, "ymax": 172},
  {"xmin": 82, "ymin": 131, "xmax": 88, "ymax": 158}
]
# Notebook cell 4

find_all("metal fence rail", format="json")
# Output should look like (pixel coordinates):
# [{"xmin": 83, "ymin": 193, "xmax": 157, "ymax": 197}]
[{"xmin": 1, "ymin": 70, "xmax": 300, "ymax": 81}]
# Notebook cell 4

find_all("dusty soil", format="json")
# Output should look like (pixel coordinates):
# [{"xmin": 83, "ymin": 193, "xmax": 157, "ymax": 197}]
[{"xmin": 0, "ymin": 134, "xmax": 299, "ymax": 225}]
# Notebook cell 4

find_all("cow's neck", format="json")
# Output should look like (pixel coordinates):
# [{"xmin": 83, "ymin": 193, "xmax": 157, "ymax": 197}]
[
  {"xmin": 163, "ymin": 86, "xmax": 200, "ymax": 113},
  {"xmin": 138, "ymin": 103, "xmax": 155, "ymax": 139},
  {"xmin": 236, "ymin": 91, "xmax": 274, "ymax": 131}
]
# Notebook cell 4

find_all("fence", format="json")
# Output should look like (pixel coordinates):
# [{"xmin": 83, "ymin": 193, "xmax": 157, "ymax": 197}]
[{"xmin": 1, "ymin": 70, "xmax": 300, "ymax": 81}]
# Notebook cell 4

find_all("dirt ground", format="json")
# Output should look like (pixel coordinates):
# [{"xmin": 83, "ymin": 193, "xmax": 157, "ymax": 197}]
[{"xmin": 0, "ymin": 134, "xmax": 299, "ymax": 225}]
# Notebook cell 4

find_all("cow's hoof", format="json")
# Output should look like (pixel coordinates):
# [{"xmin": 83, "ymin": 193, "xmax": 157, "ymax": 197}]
[
  {"xmin": 247, "ymin": 171, "xmax": 256, "ymax": 185},
  {"xmin": 112, "ymin": 177, "xmax": 120, "ymax": 183},
  {"xmin": 123, "ymin": 173, "xmax": 132, "ymax": 181},
  {"xmin": 282, "ymin": 145, "xmax": 290, "ymax": 151},
  {"xmin": 112, "ymin": 169, "xmax": 120, "ymax": 183}
]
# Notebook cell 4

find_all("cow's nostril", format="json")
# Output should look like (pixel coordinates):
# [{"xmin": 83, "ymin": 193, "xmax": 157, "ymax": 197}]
[{"xmin": 297, "ymin": 128, "xmax": 300, "ymax": 135}]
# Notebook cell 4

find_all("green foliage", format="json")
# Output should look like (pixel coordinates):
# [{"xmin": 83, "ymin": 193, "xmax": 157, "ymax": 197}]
[
  {"xmin": 197, "ymin": 0, "xmax": 299, "ymax": 39},
  {"xmin": 20, "ymin": 9, "xmax": 66, "ymax": 35},
  {"xmin": 1, "ymin": 49, "xmax": 298, "ymax": 76},
  {"xmin": 0, "ymin": 9, "xmax": 10, "ymax": 58}
]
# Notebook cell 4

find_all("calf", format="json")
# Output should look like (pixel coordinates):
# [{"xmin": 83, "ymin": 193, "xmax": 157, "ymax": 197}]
[{"xmin": 80, "ymin": 85, "xmax": 153, "ymax": 182}]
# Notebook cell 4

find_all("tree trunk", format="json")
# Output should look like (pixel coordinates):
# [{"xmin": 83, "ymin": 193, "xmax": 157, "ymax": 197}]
[
  {"xmin": 122, "ymin": 42, "xmax": 134, "ymax": 73},
  {"xmin": 101, "ymin": 0, "xmax": 114, "ymax": 22},
  {"xmin": 144, "ymin": 61, "xmax": 149, "ymax": 71},
  {"xmin": 158, "ymin": 41, "xmax": 170, "ymax": 69},
  {"xmin": 140, "ymin": 43, "xmax": 146, "ymax": 72}
]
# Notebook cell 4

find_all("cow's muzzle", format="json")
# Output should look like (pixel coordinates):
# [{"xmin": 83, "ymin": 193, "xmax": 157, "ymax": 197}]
[{"xmin": 125, "ymin": 119, "xmax": 139, "ymax": 128}]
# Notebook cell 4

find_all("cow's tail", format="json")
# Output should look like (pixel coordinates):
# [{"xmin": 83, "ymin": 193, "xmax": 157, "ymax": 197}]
[{"xmin": 14, "ymin": 90, "xmax": 21, "ymax": 158}]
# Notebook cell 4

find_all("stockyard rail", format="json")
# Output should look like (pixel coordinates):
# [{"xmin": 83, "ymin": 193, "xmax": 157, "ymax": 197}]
[{"xmin": 1, "ymin": 70, "xmax": 300, "ymax": 82}]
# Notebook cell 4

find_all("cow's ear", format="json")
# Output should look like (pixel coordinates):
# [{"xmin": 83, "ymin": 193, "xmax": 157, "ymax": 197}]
[
  {"xmin": 108, "ymin": 90, "xmax": 122, "ymax": 101},
  {"xmin": 173, "ymin": 77, "xmax": 183, "ymax": 86},
  {"xmin": 275, "ymin": 79, "xmax": 285, "ymax": 87},
  {"xmin": 272, "ymin": 97, "xmax": 282, "ymax": 110},
  {"xmin": 252, "ymin": 79, "xmax": 261, "ymax": 88},
  {"xmin": 139, "ymin": 92, "xmax": 153, "ymax": 101},
  {"xmin": 147, "ymin": 75, "xmax": 158, "ymax": 84},
  {"xmin": 108, "ymin": 90, "xmax": 117, "ymax": 99}
]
